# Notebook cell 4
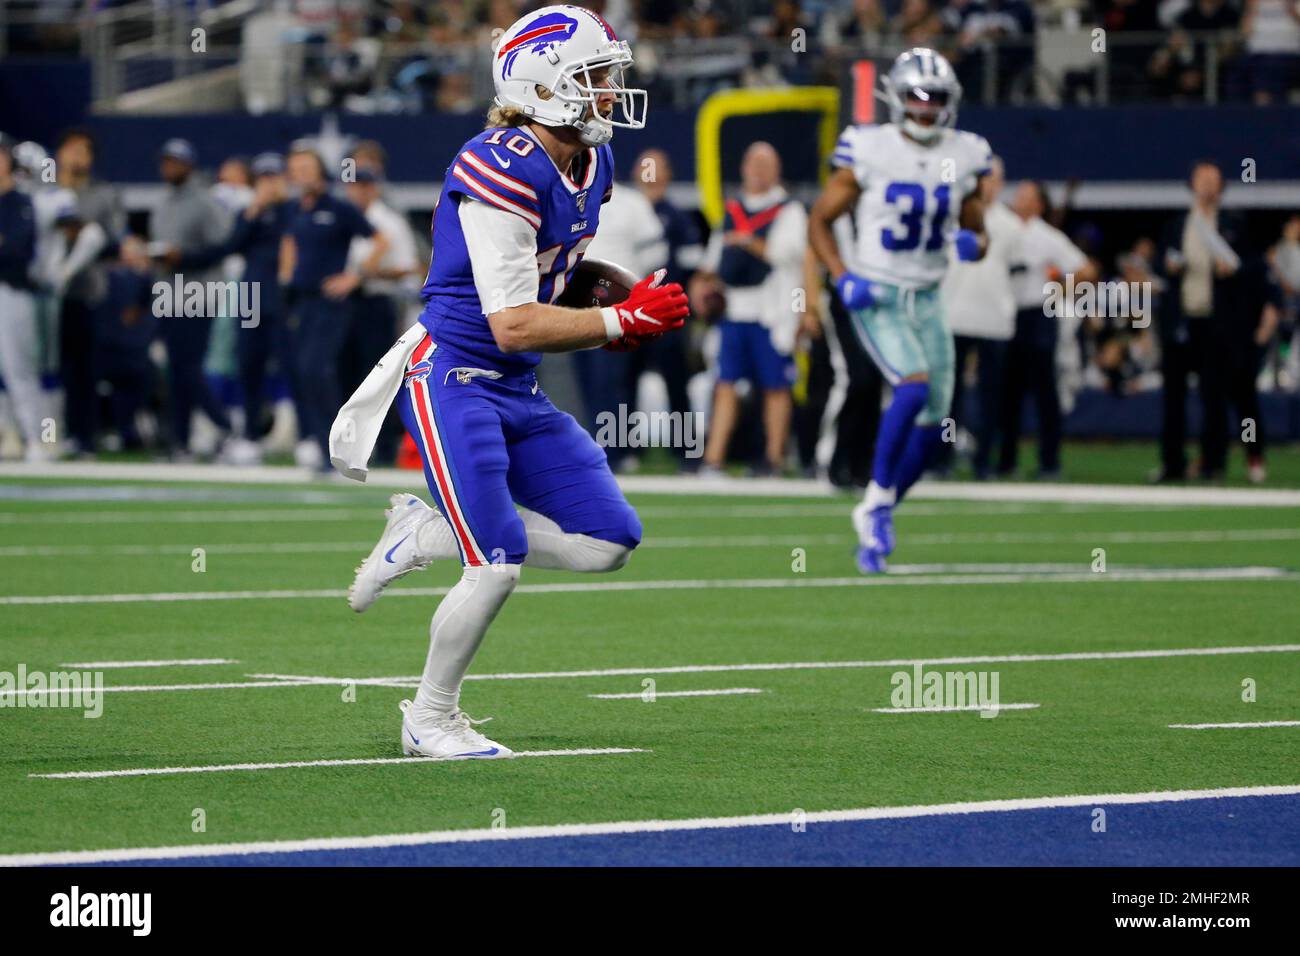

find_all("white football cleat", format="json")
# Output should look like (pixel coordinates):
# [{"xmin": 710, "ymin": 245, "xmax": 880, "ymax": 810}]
[
  {"xmin": 399, "ymin": 699, "xmax": 514, "ymax": 759},
  {"xmin": 348, "ymin": 493, "xmax": 439, "ymax": 612}
]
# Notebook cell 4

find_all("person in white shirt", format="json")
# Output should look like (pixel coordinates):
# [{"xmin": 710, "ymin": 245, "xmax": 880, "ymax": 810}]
[
  {"xmin": 998, "ymin": 181, "xmax": 1097, "ymax": 479},
  {"xmin": 340, "ymin": 166, "xmax": 420, "ymax": 464},
  {"xmin": 940, "ymin": 156, "xmax": 1021, "ymax": 479},
  {"xmin": 690, "ymin": 142, "xmax": 807, "ymax": 475}
]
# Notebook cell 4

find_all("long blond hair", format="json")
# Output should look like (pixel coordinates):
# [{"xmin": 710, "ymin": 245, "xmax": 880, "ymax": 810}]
[{"xmin": 485, "ymin": 103, "xmax": 531, "ymax": 129}]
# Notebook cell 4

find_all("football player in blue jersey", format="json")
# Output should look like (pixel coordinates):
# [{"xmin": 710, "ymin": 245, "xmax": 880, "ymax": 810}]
[{"xmin": 341, "ymin": 6, "xmax": 688, "ymax": 759}]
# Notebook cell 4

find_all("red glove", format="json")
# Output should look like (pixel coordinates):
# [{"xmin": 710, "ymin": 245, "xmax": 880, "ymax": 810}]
[{"xmin": 601, "ymin": 270, "xmax": 689, "ymax": 348}]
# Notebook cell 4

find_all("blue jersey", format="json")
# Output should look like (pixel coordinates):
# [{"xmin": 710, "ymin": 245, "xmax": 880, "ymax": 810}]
[{"xmin": 419, "ymin": 126, "xmax": 615, "ymax": 373}]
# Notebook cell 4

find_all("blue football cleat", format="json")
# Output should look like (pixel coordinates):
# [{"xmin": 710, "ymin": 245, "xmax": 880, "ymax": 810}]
[
  {"xmin": 856, "ymin": 543, "xmax": 888, "ymax": 574},
  {"xmin": 869, "ymin": 506, "xmax": 895, "ymax": 556}
]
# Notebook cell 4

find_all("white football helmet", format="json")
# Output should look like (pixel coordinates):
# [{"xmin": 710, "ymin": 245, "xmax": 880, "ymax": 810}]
[
  {"xmin": 491, "ymin": 4, "xmax": 646, "ymax": 147},
  {"xmin": 882, "ymin": 48, "xmax": 962, "ymax": 145}
]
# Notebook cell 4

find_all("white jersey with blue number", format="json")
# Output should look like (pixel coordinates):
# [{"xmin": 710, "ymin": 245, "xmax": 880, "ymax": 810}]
[{"xmin": 831, "ymin": 123, "xmax": 992, "ymax": 289}]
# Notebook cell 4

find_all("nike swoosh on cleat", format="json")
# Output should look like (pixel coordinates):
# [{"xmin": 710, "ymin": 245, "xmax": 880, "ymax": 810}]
[
  {"xmin": 457, "ymin": 748, "xmax": 500, "ymax": 757},
  {"xmin": 406, "ymin": 727, "xmax": 420, "ymax": 746},
  {"xmin": 384, "ymin": 533, "xmax": 412, "ymax": 564}
]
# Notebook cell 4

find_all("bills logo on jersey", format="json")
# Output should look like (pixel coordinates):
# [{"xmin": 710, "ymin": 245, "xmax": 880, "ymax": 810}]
[
  {"xmin": 404, "ymin": 359, "xmax": 433, "ymax": 384},
  {"xmin": 498, "ymin": 12, "xmax": 579, "ymax": 78}
]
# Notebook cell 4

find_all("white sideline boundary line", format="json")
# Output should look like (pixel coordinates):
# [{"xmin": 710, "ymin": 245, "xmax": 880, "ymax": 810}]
[
  {"xmin": 6, "ymin": 643, "xmax": 1295, "ymax": 700},
  {"xmin": 0, "ymin": 678, "xmax": 367, "ymax": 700},
  {"xmin": 1, "ymin": 566, "xmax": 1294, "ymax": 606},
  {"xmin": 4, "ymin": 783, "xmax": 1297, "ymax": 867},
  {"xmin": 29, "ymin": 748, "xmax": 649, "ymax": 780},
  {"xmin": 3, "ymin": 527, "xmax": 1299, "ymax": 559},
  {"xmin": 57, "ymin": 658, "xmax": 237, "ymax": 669},
  {"xmin": 589, "ymin": 688, "xmax": 763, "ymax": 700},
  {"xmin": 871, "ymin": 703, "xmax": 1040, "ymax": 714},
  {"xmin": 1169, "ymin": 721, "xmax": 1300, "ymax": 730},
  {"xmin": 4, "ymin": 460, "xmax": 1300, "ymax": 506}
]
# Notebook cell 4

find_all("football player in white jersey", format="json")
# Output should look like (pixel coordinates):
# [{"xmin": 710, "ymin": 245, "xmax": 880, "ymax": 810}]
[{"xmin": 809, "ymin": 48, "xmax": 992, "ymax": 573}]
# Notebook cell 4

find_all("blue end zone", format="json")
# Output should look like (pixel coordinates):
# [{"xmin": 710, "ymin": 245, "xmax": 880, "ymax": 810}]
[{"xmin": 97, "ymin": 794, "xmax": 1300, "ymax": 867}]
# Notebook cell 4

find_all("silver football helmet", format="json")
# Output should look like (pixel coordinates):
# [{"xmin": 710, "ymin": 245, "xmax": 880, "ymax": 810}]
[{"xmin": 882, "ymin": 48, "xmax": 962, "ymax": 144}]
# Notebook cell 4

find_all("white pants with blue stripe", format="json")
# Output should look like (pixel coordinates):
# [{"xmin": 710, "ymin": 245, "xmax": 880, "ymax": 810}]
[{"xmin": 845, "ymin": 282, "xmax": 954, "ymax": 426}]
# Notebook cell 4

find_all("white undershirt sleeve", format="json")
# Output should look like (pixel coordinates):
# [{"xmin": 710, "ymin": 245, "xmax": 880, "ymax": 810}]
[{"xmin": 458, "ymin": 197, "xmax": 539, "ymax": 315}]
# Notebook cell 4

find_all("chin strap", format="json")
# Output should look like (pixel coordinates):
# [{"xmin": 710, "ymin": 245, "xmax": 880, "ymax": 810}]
[{"xmin": 576, "ymin": 115, "xmax": 614, "ymax": 146}]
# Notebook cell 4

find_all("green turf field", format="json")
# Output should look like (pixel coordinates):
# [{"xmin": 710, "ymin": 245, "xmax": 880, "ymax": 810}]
[{"xmin": 0, "ymin": 466, "xmax": 1297, "ymax": 862}]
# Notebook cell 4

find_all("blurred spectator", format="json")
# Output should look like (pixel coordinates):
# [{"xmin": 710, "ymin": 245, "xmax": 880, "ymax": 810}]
[
  {"xmin": 1096, "ymin": 0, "xmax": 1164, "ymax": 98},
  {"xmin": 373, "ymin": 0, "xmax": 429, "ymax": 44},
  {"xmin": 351, "ymin": 140, "xmax": 388, "ymax": 175},
  {"xmin": 823, "ymin": 0, "xmax": 888, "ymax": 47},
  {"xmin": 280, "ymin": 145, "xmax": 384, "ymax": 470},
  {"xmin": 893, "ymin": 0, "xmax": 946, "ymax": 46},
  {"xmin": 341, "ymin": 166, "xmax": 419, "ymax": 465},
  {"xmin": 1155, "ymin": 160, "xmax": 1246, "ymax": 481},
  {"xmin": 213, "ymin": 156, "xmax": 255, "ymax": 214},
  {"xmin": 1226, "ymin": 249, "xmax": 1278, "ymax": 482},
  {"xmin": 181, "ymin": 152, "xmax": 297, "ymax": 463},
  {"xmin": 693, "ymin": 142, "xmax": 808, "ymax": 475},
  {"xmin": 1148, "ymin": 0, "xmax": 1242, "ymax": 101},
  {"xmin": 825, "ymin": 211, "xmax": 884, "ymax": 490},
  {"xmin": 94, "ymin": 236, "xmax": 157, "ymax": 453},
  {"xmin": 0, "ymin": 137, "xmax": 46, "ymax": 460},
  {"xmin": 315, "ymin": 16, "xmax": 383, "ymax": 110},
  {"xmin": 628, "ymin": 149, "xmax": 701, "ymax": 471},
  {"xmin": 940, "ymin": 157, "xmax": 1022, "ymax": 479},
  {"xmin": 52, "ymin": 128, "xmax": 124, "ymax": 458},
  {"xmin": 151, "ymin": 138, "xmax": 235, "ymax": 460},
  {"xmin": 944, "ymin": 0, "xmax": 1036, "ymax": 104},
  {"xmin": 1242, "ymin": 0, "xmax": 1300, "ymax": 104},
  {"xmin": 998, "ymin": 181, "xmax": 1096, "ymax": 479},
  {"xmin": 1265, "ymin": 215, "xmax": 1300, "ymax": 390}
]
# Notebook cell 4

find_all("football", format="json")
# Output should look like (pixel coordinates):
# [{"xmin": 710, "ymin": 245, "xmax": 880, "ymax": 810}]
[{"xmin": 556, "ymin": 257, "xmax": 639, "ymax": 310}]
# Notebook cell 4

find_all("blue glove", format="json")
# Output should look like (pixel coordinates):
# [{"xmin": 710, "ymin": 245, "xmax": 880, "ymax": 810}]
[
  {"xmin": 835, "ymin": 272, "xmax": 876, "ymax": 311},
  {"xmin": 954, "ymin": 229, "xmax": 982, "ymax": 262}
]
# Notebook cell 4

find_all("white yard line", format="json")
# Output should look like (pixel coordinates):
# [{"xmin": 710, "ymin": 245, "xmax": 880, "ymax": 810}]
[
  {"xmin": 0, "ymin": 678, "xmax": 359, "ymax": 700},
  {"xmin": 4, "ymin": 783, "xmax": 1297, "ymax": 867},
  {"xmin": 588, "ymin": 688, "xmax": 764, "ymax": 700},
  {"xmin": 1, "ymin": 566, "xmax": 1293, "ymax": 607},
  {"xmin": 28, "ymin": 748, "xmax": 649, "ymax": 780},
  {"xmin": 1169, "ymin": 720, "xmax": 1300, "ymax": 730},
  {"xmin": 57, "ymin": 658, "xmax": 237, "ymax": 669},
  {"xmin": 3, "ymin": 527, "xmax": 1298, "ymax": 559},
  {"xmin": 6, "ymin": 643, "xmax": 1297, "ymax": 700},
  {"xmin": 4, "ymin": 460, "xmax": 1299, "ymax": 505},
  {"xmin": 870, "ymin": 703, "xmax": 1040, "ymax": 714},
  {"xmin": 7, "ymin": 526, "xmax": 1300, "ymax": 560},
  {"xmin": 0, "ymin": 509, "xmax": 377, "ymax": 525}
]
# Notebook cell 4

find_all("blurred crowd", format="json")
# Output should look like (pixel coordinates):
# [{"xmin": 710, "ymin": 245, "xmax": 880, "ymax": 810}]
[
  {"xmin": 0, "ymin": 124, "xmax": 1296, "ymax": 483},
  {"xmin": 7, "ymin": 1, "xmax": 1297, "ymax": 109}
]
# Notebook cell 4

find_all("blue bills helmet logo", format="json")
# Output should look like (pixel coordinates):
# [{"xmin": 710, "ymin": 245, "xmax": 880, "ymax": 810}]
[
  {"xmin": 404, "ymin": 359, "xmax": 433, "ymax": 384},
  {"xmin": 497, "ymin": 12, "xmax": 579, "ymax": 79}
]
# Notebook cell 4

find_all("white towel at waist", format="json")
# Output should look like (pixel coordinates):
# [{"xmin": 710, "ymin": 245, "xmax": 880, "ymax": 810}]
[{"xmin": 329, "ymin": 321, "xmax": 427, "ymax": 482}]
